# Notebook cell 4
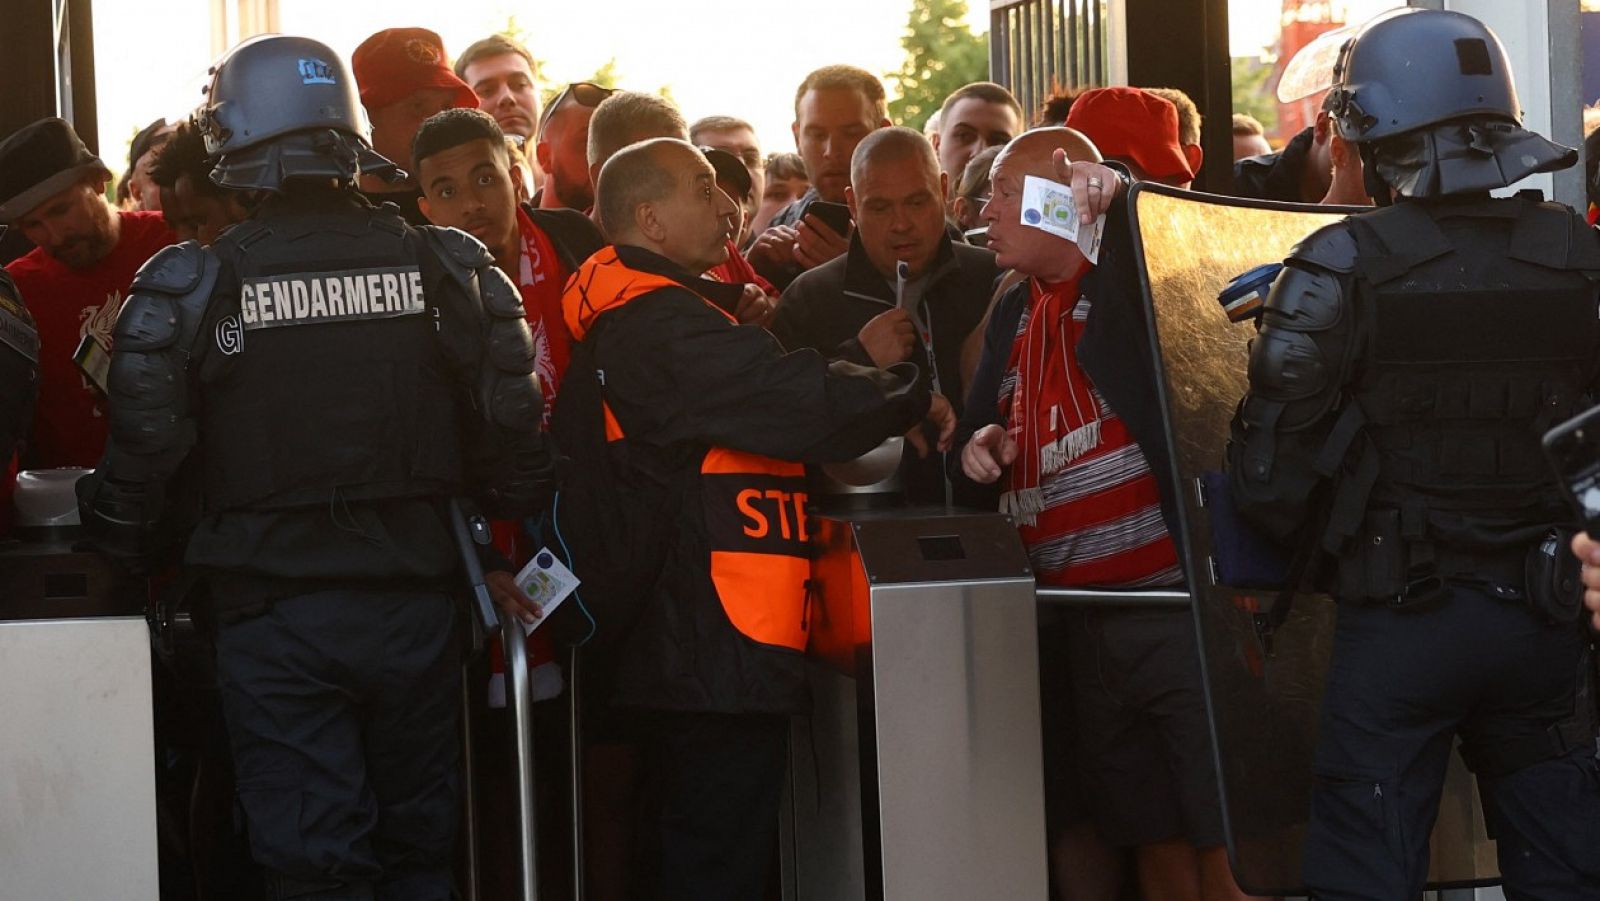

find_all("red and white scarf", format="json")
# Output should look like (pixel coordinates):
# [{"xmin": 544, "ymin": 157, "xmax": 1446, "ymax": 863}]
[
  {"xmin": 999, "ymin": 274, "xmax": 1099, "ymax": 526},
  {"xmin": 513, "ymin": 206, "xmax": 573, "ymax": 424}
]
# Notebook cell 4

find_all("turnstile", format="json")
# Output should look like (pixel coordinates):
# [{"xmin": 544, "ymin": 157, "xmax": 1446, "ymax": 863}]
[
  {"xmin": 781, "ymin": 508, "xmax": 1046, "ymax": 901},
  {"xmin": 0, "ymin": 540, "xmax": 158, "ymax": 900}
]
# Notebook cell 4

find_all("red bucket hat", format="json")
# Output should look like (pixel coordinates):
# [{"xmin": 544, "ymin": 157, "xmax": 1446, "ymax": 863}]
[
  {"xmin": 1066, "ymin": 87, "xmax": 1195, "ymax": 183},
  {"xmin": 352, "ymin": 28, "xmax": 477, "ymax": 113}
]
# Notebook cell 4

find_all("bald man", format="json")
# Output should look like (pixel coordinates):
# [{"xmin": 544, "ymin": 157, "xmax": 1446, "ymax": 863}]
[
  {"xmin": 585, "ymin": 92, "xmax": 777, "ymax": 325},
  {"xmin": 558, "ymin": 137, "xmax": 955, "ymax": 899},
  {"xmin": 772, "ymin": 126, "xmax": 999, "ymax": 506},
  {"xmin": 951, "ymin": 129, "xmax": 1258, "ymax": 901}
]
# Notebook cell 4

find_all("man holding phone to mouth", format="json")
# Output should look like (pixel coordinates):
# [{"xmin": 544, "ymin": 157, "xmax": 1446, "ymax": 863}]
[
  {"xmin": 747, "ymin": 64, "xmax": 891, "ymax": 291},
  {"xmin": 771, "ymin": 126, "xmax": 996, "ymax": 506}
]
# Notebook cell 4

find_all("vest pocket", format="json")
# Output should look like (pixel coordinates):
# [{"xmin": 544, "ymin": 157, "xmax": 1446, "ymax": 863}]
[{"xmin": 1337, "ymin": 508, "xmax": 1406, "ymax": 603}]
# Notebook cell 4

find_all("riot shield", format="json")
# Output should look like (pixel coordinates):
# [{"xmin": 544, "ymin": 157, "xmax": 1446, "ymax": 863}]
[{"xmin": 1128, "ymin": 183, "xmax": 1499, "ymax": 895}]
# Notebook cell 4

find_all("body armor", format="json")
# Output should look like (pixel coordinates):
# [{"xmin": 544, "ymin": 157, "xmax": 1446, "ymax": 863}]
[
  {"xmin": 1236, "ymin": 197, "xmax": 1600, "ymax": 602},
  {"xmin": 0, "ymin": 270, "xmax": 38, "ymax": 460},
  {"xmin": 198, "ymin": 201, "xmax": 468, "ymax": 513}
]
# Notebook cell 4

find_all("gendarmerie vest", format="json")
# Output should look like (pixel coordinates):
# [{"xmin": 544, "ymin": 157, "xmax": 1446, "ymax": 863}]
[{"xmin": 201, "ymin": 201, "xmax": 465, "ymax": 513}]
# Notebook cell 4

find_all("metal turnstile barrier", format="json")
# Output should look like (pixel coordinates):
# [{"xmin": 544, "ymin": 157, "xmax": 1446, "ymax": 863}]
[
  {"xmin": 0, "ymin": 541, "xmax": 157, "ymax": 900},
  {"xmin": 782, "ymin": 508, "xmax": 1048, "ymax": 901}
]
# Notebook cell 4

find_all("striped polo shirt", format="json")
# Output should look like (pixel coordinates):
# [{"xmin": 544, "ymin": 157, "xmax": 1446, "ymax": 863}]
[{"xmin": 999, "ymin": 284, "xmax": 1182, "ymax": 589}]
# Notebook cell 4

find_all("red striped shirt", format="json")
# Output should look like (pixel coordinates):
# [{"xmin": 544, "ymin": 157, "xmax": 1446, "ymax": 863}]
[{"xmin": 998, "ymin": 283, "xmax": 1181, "ymax": 588}]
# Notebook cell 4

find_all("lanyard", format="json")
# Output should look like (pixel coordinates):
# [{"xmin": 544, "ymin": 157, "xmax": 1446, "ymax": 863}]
[{"xmin": 896, "ymin": 262, "xmax": 952, "ymax": 508}]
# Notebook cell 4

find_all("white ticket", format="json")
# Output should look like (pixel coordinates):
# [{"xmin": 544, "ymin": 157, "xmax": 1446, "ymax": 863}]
[
  {"xmin": 1020, "ymin": 174, "xmax": 1107, "ymax": 264},
  {"xmin": 512, "ymin": 546, "xmax": 581, "ymax": 635}
]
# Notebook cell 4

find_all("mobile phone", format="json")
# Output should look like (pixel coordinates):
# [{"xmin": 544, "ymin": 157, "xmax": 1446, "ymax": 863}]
[
  {"xmin": 1542, "ymin": 403, "xmax": 1600, "ymax": 535},
  {"xmin": 806, "ymin": 200, "xmax": 852, "ymax": 236},
  {"xmin": 73, "ymin": 334, "xmax": 110, "ymax": 396}
]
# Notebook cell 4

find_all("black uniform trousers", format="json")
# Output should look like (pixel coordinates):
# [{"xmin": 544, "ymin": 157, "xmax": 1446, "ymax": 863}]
[
  {"xmin": 1303, "ymin": 583, "xmax": 1600, "ymax": 900},
  {"xmin": 626, "ymin": 710, "xmax": 789, "ymax": 901},
  {"xmin": 215, "ymin": 589, "xmax": 461, "ymax": 901}
]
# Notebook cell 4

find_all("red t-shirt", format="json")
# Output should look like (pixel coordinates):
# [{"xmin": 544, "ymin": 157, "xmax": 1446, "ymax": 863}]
[{"xmin": 6, "ymin": 211, "xmax": 176, "ymax": 467}]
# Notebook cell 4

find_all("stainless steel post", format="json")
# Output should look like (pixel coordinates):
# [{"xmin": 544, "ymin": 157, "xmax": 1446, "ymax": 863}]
[
  {"xmin": 567, "ymin": 646, "xmax": 586, "ymax": 901},
  {"xmin": 788, "ymin": 509, "xmax": 1047, "ymax": 900},
  {"xmin": 459, "ymin": 674, "xmax": 481, "ymax": 901},
  {"xmin": 502, "ymin": 619, "xmax": 540, "ymax": 901}
]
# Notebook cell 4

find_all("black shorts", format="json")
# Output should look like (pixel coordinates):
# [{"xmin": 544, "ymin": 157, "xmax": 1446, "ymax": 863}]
[
  {"xmin": 1053, "ymin": 606, "xmax": 1224, "ymax": 848},
  {"xmin": 1038, "ymin": 609, "xmax": 1089, "ymax": 830}
]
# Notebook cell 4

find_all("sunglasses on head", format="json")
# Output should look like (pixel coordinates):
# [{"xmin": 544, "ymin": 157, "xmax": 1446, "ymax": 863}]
[{"xmin": 536, "ymin": 82, "xmax": 615, "ymax": 138}]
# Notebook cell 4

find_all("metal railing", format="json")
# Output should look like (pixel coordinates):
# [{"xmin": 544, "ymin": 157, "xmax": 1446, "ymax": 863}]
[
  {"xmin": 478, "ymin": 582, "xmax": 1187, "ymax": 898},
  {"xmin": 500, "ymin": 615, "xmax": 541, "ymax": 901},
  {"xmin": 989, "ymin": 0, "xmax": 1111, "ymax": 121},
  {"xmin": 1036, "ymin": 586, "xmax": 1189, "ymax": 607}
]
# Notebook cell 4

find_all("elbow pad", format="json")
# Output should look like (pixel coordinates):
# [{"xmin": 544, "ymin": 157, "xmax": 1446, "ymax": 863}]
[
  {"xmin": 105, "ymin": 242, "xmax": 215, "ymax": 481},
  {"xmin": 1241, "ymin": 262, "xmax": 1352, "ymax": 433},
  {"xmin": 478, "ymin": 267, "xmax": 544, "ymax": 428}
]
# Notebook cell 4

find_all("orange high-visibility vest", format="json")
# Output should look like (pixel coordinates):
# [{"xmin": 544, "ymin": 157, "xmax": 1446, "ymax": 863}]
[{"xmin": 562, "ymin": 248, "xmax": 810, "ymax": 651}]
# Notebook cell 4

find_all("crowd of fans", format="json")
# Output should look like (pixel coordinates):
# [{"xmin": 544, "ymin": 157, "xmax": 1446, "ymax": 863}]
[{"xmin": 0, "ymin": 20, "xmax": 1438, "ymax": 901}]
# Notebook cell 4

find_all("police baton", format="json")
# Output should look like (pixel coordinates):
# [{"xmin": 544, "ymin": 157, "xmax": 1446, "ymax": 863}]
[{"xmin": 450, "ymin": 498, "xmax": 500, "ymax": 633}]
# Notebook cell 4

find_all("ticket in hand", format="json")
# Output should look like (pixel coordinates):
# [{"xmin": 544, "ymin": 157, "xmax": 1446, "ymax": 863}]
[
  {"xmin": 512, "ymin": 547, "xmax": 581, "ymax": 635},
  {"xmin": 1020, "ymin": 174, "xmax": 1107, "ymax": 264}
]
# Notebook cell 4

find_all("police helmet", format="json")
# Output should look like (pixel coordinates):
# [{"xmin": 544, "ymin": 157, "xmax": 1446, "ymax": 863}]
[
  {"xmin": 199, "ymin": 35, "xmax": 368, "ymax": 156},
  {"xmin": 1324, "ymin": 9, "xmax": 1520, "ymax": 144},
  {"xmin": 199, "ymin": 35, "xmax": 402, "ymax": 191}
]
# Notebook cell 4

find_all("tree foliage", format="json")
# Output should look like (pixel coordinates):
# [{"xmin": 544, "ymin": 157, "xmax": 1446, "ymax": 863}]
[
  {"xmin": 1230, "ymin": 56, "xmax": 1279, "ymax": 135},
  {"xmin": 886, "ymin": 0, "xmax": 990, "ymax": 129},
  {"xmin": 496, "ymin": 17, "xmax": 630, "ymax": 106}
]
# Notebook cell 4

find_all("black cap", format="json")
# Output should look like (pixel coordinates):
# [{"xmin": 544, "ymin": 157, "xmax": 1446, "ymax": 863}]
[
  {"xmin": 0, "ymin": 118, "xmax": 111, "ymax": 223},
  {"xmin": 128, "ymin": 118, "xmax": 174, "ymax": 171},
  {"xmin": 700, "ymin": 146, "xmax": 752, "ymax": 201}
]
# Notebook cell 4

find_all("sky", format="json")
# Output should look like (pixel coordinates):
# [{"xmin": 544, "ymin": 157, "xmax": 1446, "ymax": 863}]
[
  {"xmin": 91, "ymin": 0, "xmax": 989, "ymax": 169},
  {"xmin": 1228, "ymin": 0, "xmax": 1407, "ymax": 59},
  {"xmin": 90, "ymin": 0, "xmax": 1404, "ymax": 174}
]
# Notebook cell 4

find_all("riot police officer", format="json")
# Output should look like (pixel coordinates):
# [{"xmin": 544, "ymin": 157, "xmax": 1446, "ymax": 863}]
[
  {"xmin": 1229, "ymin": 10, "xmax": 1600, "ymax": 899},
  {"xmin": 79, "ymin": 35, "xmax": 555, "ymax": 900},
  {"xmin": 0, "ymin": 266, "xmax": 38, "ymax": 533},
  {"xmin": 0, "ymin": 268, "xmax": 36, "ymax": 459}
]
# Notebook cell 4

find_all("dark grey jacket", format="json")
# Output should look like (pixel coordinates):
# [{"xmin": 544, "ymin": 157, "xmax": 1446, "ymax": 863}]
[{"xmin": 773, "ymin": 232, "xmax": 998, "ymax": 506}]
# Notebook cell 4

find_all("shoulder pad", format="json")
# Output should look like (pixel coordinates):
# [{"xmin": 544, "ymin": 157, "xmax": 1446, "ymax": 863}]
[
  {"xmin": 216, "ymin": 219, "xmax": 271, "ymax": 250},
  {"xmin": 130, "ymin": 241, "xmax": 212, "ymax": 295},
  {"xmin": 116, "ymin": 247, "xmax": 219, "ymax": 352},
  {"xmin": 480, "ymin": 264, "xmax": 526, "ymax": 319},
  {"xmin": 115, "ymin": 292, "xmax": 180, "ymax": 352},
  {"xmin": 420, "ymin": 225, "xmax": 495, "ymax": 269},
  {"xmin": 1286, "ymin": 222, "xmax": 1357, "ymax": 273},
  {"xmin": 370, "ymin": 207, "xmax": 408, "ymax": 236},
  {"xmin": 1262, "ymin": 263, "xmax": 1345, "ymax": 332},
  {"xmin": 1509, "ymin": 200, "xmax": 1600, "ymax": 272}
]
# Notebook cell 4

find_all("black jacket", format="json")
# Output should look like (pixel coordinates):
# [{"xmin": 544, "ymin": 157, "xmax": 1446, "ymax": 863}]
[
  {"xmin": 1232, "ymin": 126, "xmax": 1315, "ymax": 203},
  {"xmin": 947, "ymin": 197, "xmax": 1182, "ymax": 540},
  {"xmin": 771, "ymin": 233, "xmax": 998, "ymax": 506},
  {"xmin": 587, "ymin": 246, "xmax": 932, "ymax": 713}
]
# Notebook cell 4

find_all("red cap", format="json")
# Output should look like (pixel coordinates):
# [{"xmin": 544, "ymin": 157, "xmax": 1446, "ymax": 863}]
[
  {"xmin": 1066, "ymin": 87, "xmax": 1194, "ymax": 183},
  {"xmin": 352, "ymin": 28, "xmax": 477, "ymax": 113}
]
